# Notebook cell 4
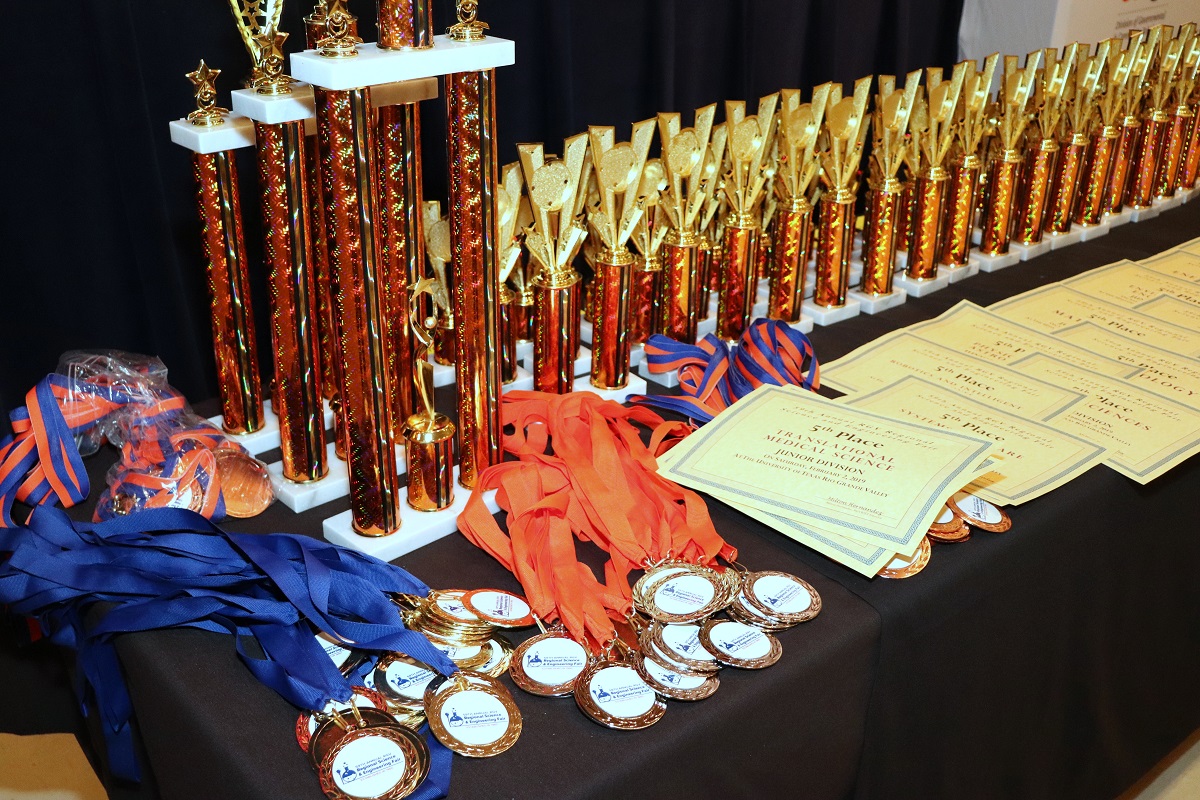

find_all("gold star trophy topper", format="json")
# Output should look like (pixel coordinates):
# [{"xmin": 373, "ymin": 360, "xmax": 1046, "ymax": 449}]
[
  {"xmin": 448, "ymin": 0, "xmax": 488, "ymax": 42},
  {"xmin": 186, "ymin": 60, "xmax": 228, "ymax": 126},
  {"xmin": 318, "ymin": 0, "xmax": 363, "ymax": 58},
  {"xmin": 253, "ymin": 30, "xmax": 294, "ymax": 95}
]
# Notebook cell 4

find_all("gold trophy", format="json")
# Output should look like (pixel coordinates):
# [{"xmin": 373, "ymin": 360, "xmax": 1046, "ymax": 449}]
[
  {"xmin": 940, "ymin": 54, "xmax": 998, "ymax": 267},
  {"xmin": 1012, "ymin": 46, "xmax": 1074, "ymax": 247},
  {"xmin": 496, "ymin": 163, "xmax": 526, "ymax": 384},
  {"xmin": 1127, "ymin": 26, "xmax": 1178, "ymax": 210},
  {"xmin": 404, "ymin": 279, "xmax": 456, "ymax": 512},
  {"xmin": 1107, "ymin": 30, "xmax": 1153, "ymax": 214},
  {"xmin": 813, "ymin": 78, "xmax": 871, "ymax": 308},
  {"xmin": 422, "ymin": 201, "xmax": 455, "ymax": 370},
  {"xmin": 1074, "ymin": 38, "xmax": 1128, "ymax": 227},
  {"xmin": 184, "ymin": 62, "xmax": 265, "ymax": 437},
  {"xmin": 1045, "ymin": 44, "xmax": 1105, "ymax": 236},
  {"xmin": 586, "ymin": 120, "xmax": 656, "ymax": 390},
  {"xmin": 860, "ymin": 74, "xmax": 916, "ymax": 293},
  {"xmin": 519, "ymin": 135, "xmax": 590, "ymax": 393},
  {"xmin": 906, "ymin": 63, "xmax": 966, "ymax": 281},
  {"xmin": 1157, "ymin": 27, "xmax": 1200, "ymax": 197},
  {"xmin": 629, "ymin": 160, "xmax": 669, "ymax": 344},
  {"xmin": 1178, "ymin": 36, "xmax": 1200, "ymax": 190},
  {"xmin": 717, "ymin": 95, "xmax": 779, "ymax": 340},
  {"xmin": 657, "ymin": 104, "xmax": 723, "ymax": 342},
  {"xmin": 979, "ymin": 52, "xmax": 1040, "ymax": 257},
  {"xmin": 771, "ymin": 85, "xmax": 830, "ymax": 315}
]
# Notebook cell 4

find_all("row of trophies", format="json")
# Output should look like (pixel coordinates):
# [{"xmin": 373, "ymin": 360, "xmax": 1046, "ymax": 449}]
[{"xmin": 175, "ymin": 5, "xmax": 1200, "ymax": 543}]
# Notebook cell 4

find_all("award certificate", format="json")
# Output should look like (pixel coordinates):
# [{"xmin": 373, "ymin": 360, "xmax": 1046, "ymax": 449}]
[
  {"xmin": 1134, "ymin": 295, "xmax": 1200, "ymax": 331},
  {"xmin": 1141, "ymin": 247, "xmax": 1200, "ymax": 283},
  {"xmin": 1055, "ymin": 321, "xmax": 1200, "ymax": 409},
  {"xmin": 1064, "ymin": 261, "xmax": 1200, "ymax": 309}
]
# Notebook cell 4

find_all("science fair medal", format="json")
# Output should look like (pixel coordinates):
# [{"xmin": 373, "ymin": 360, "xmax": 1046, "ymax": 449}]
[
  {"xmin": 213, "ymin": 447, "xmax": 274, "ymax": 517},
  {"xmin": 298, "ymin": 685, "xmax": 392, "ymax": 753},
  {"xmin": 697, "ymin": 619, "xmax": 782, "ymax": 669},
  {"xmin": 877, "ymin": 536, "xmax": 932, "ymax": 579},
  {"xmin": 461, "ymin": 589, "xmax": 536, "ymax": 628},
  {"xmin": 648, "ymin": 623, "xmax": 722, "ymax": 674},
  {"xmin": 634, "ymin": 652, "xmax": 720, "ymax": 701},
  {"xmin": 424, "ymin": 672, "xmax": 522, "ymax": 757},
  {"xmin": 309, "ymin": 707, "xmax": 400, "ymax": 769},
  {"xmin": 637, "ymin": 563, "xmax": 728, "ymax": 624},
  {"xmin": 946, "ymin": 491, "xmax": 1012, "ymax": 533},
  {"xmin": 574, "ymin": 651, "xmax": 668, "ymax": 730},
  {"xmin": 374, "ymin": 653, "xmax": 440, "ymax": 714},
  {"xmin": 926, "ymin": 505, "xmax": 971, "ymax": 543},
  {"xmin": 510, "ymin": 629, "xmax": 590, "ymax": 697},
  {"xmin": 316, "ymin": 719, "xmax": 430, "ymax": 800},
  {"xmin": 739, "ymin": 571, "xmax": 821, "ymax": 626},
  {"xmin": 315, "ymin": 632, "xmax": 367, "ymax": 676},
  {"xmin": 476, "ymin": 635, "xmax": 515, "ymax": 678}
]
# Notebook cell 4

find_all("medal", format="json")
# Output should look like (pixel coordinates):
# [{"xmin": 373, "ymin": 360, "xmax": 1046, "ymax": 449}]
[
  {"xmin": 316, "ymin": 721, "xmax": 430, "ymax": 800},
  {"xmin": 461, "ymin": 589, "xmax": 536, "ymax": 628},
  {"xmin": 697, "ymin": 619, "xmax": 782, "ymax": 669},
  {"xmin": 424, "ymin": 672, "xmax": 523, "ymax": 757},
  {"xmin": 634, "ymin": 562, "xmax": 729, "ymax": 624},
  {"xmin": 509, "ymin": 628, "xmax": 590, "ymax": 697},
  {"xmin": 476, "ymin": 635, "xmax": 515, "ymax": 678},
  {"xmin": 374, "ymin": 653, "xmax": 439, "ymax": 714},
  {"xmin": 877, "ymin": 536, "xmax": 932, "ymax": 579},
  {"xmin": 634, "ymin": 652, "xmax": 719, "ymax": 701},
  {"xmin": 647, "ymin": 622, "xmax": 721, "ymax": 674},
  {"xmin": 309, "ymin": 706, "xmax": 398, "ymax": 769},
  {"xmin": 739, "ymin": 571, "xmax": 821, "ymax": 626},
  {"xmin": 928, "ymin": 505, "xmax": 963, "ymax": 533},
  {"xmin": 315, "ymin": 632, "xmax": 367, "ymax": 677},
  {"xmin": 298, "ymin": 685, "xmax": 391, "ymax": 753},
  {"xmin": 926, "ymin": 520, "xmax": 971, "ymax": 543},
  {"xmin": 213, "ymin": 446, "xmax": 274, "ymax": 517},
  {"xmin": 574, "ymin": 656, "xmax": 667, "ymax": 730},
  {"xmin": 947, "ymin": 491, "xmax": 1012, "ymax": 533}
]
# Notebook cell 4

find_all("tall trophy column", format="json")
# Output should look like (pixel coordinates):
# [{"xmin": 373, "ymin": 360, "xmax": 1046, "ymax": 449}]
[
  {"xmin": 1074, "ymin": 40, "xmax": 1127, "ymax": 230},
  {"xmin": 1045, "ymin": 47, "xmax": 1106, "ymax": 244},
  {"xmin": 940, "ymin": 54, "xmax": 997, "ymax": 273}
]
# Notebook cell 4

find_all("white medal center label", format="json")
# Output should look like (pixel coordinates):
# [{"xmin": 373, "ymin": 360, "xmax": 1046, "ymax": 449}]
[
  {"xmin": 330, "ymin": 735, "xmax": 407, "ymax": 798},
  {"xmin": 711, "ymin": 622, "xmax": 771, "ymax": 660},
  {"xmin": 435, "ymin": 596, "xmax": 475, "ymax": 620},
  {"xmin": 653, "ymin": 574, "xmax": 716, "ymax": 615},
  {"xmin": 523, "ymin": 637, "xmax": 587, "ymax": 685},
  {"xmin": 439, "ymin": 690, "xmax": 510, "ymax": 746},
  {"xmin": 589, "ymin": 666, "xmax": 656, "ymax": 718},
  {"xmin": 660, "ymin": 624, "xmax": 715, "ymax": 662},
  {"xmin": 752, "ymin": 575, "xmax": 812, "ymax": 614},
  {"xmin": 642, "ymin": 657, "xmax": 706, "ymax": 690},
  {"xmin": 934, "ymin": 506, "xmax": 956, "ymax": 525},
  {"xmin": 472, "ymin": 591, "xmax": 530, "ymax": 622},
  {"xmin": 318, "ymin": 636, "xmax": 351, "ymax": 668},
  {"xmin": 386, "ymin": 661, "xmax": 436, "ymax": 700},
  {"xmin": 435, "ymin": 642, "xmax": 482, "ymax": 661},
  {"xmin": 954, "ymin": 491, "xmax": 1002, "ymax": 524}
]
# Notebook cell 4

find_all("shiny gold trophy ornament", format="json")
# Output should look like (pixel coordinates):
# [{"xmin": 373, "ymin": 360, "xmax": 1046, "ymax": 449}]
[
  {"xmin": 403, "ymin": 279, "xmax": 456, "ymax": 512},
  {"xmin": 518, "ymin": 135, "xmax": 590, "ymax": 393},
  {"xmin": 1107, "ymin": 30, "xmax": 1153, "ymax": 216},
  {"xmin": 312, "ymin": 1, "xmax": 403, "ymax": 536},
  {"xmin": 586, "ymin": 120, "xmax": 656, "ymax": 390},
  {"xmin": 422, "ymin": 202, "xmax": 455, "ymax": 366},
  {"xmin": 770, "ymin": 86, "xmax": 829, "ymax": 318},
  {"xmin": 903, "ymin": 63, "xmax": 966, "ymax": 286},
  {"xmin": 978, "ymin": 52, "xmax": 1040, "ymax": 263},
  {"xmin": 1156, "ymin": 28, "xmax": 1200, "ymax": 198},
  {"xmin": 1012, "ymin": 46, "xmax": 1074, "ymax": 250},
  {"xmin": 495, "ymin": 163, "xmax": 526, "ymax": 384},
  {"xmin": 1074, "ymin": 39, "xmax": 1129, "ymax": 228},
  {"xmin": 858, "ymin": 75, "xmax": 912, "ymax": 296},
  {"xmin": 227, "ymin": 5, "xmax": 330, "ymax": 485},
  {"xmin": 716, "ymin": 95, "xmax": 778, "ymax": 341},
  {"xmin": 1178, "ymin": 37, "xmax": 1200, "ymax": 191},
  {"xmin": 181, "ymin": 62, "xmax": 265, "ymax": 437},
  {"xmin": 811, "ymin": 78, "xmax": 871, "ymax": 312},
  {"xmin": 1044, "ymin": 44, "xmax": 1105, "ymax": 238},
  {"xmin": 941, "ymin": 53, "xmax": 999, "ymax": 268},
  {"xmin": 656, "ymin": 104, "xmax": 723, "ymax": 342},
  {"xmin": 1126, "ymin": 26, "xmax": 1178, "ymax": 210},
  {"xmin": 629, "ymin": 160, "xmax": 669, "ymax": 344}
]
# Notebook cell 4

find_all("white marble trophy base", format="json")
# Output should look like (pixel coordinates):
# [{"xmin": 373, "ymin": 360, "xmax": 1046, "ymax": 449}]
[
  {"xmin": 696, "ymin": 315, "xmax": 717, "ymax": 338},
  {"xmin": 893, "ymin": 250, "xmax": 909, "ymax": 271},
  {"xmin": 893, "ymin": 272, "xmax": 951, "ymax": 297},
  {"xmin": 751, "ymin": 298, "xmax": 769, "ymax": 318},
  {"xmin": 269, "ymin": 442, "xmax": 351, "ymax": 513},
  {"xmin": 848, "ymin": 288, "xmax": 907, "ymax": 314},
  {"xmin": 802, "ymin": 298, "xmax": 861, "ymax": 326},
  {"xmin": 515, "ymin": 339, "xmax": 533, "ymax": 364},
  {"xmin": 1009, "ymin": 240, "xmax": 1052, "ymax": 261},
  {"xmin": 942, "ymin": 258, "xmax": 980, "ymax": 283},
  {"xmin": 516, "ymin": 347, "xmax": 591, "ymax": 378},
  {"xmin": 789, "ymin": 316, "xmax": 815, "ymax": 334},
  {"xmin": 169, "ymin": 116, "xmax": 256, "ymax": 154},
  {"xmin": 638, "ymin": 361, "xmax": 680, "ymax": 388},
  {"xmin": 572, "ymin": 372, "xmax": 648, "ymax": 403},
  {"xmin": 1128, "ymin": 204, "xmax": 1160, "ymax": 222},
  {"xmin": 971, "ymin": 228, "xmax": 982, "ymax": 246},
  {"xmin": 630, "ymin": 343, "xmax": 646, "ymax": 368},
  {"xmin": 323, "ymin": 466, "xmax": 501, "ymax": 561},
  {"xmin": 579, "ymin": 319, "xmax": 593, "ymax": 344},
  {"xmin": 207, "ymin": 409, "xmax": 281, "ymax": 456},
  {"xmin": 804, "ymin": 266, "xmax": 817, "ymax": 299},
  {"xmin": 1045, "ymin": 228, "xmax": 1083, "ymax": 249},
  {"xmin": 1185, "ymin": 186, "xmax": 1200, "ymax": 202},
  {"xmin": 1076, "ymin": 220, "xmax": 1111, "ymax": 241},
  {"xmin": 291, "ymin": 37, "xmax": 515, "ymax": 90},
  {"xmin": 1154, "ymin": 193, "xmax": 1185, "ymax": 211},
  {"xmin": 429, "ymin": 358, "xmax": 455, "ymax": 388},
  {"xmin": 1105, "ymin": 207, "xmax": 1135, "ymax": 227},
  {"xmin": 974, "ymin": 250, "xmax": 1021, "ymax": 272},
  {"xmin": 502, "ymin": 365, "xmax": 534, "ymax": 393}
]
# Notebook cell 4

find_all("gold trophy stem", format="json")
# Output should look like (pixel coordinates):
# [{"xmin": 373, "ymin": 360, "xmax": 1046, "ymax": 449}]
[
  {"xmin": 717, "ymin": 220, "xmax": 759, "ymax": 341},
  {"xmin": 1075, "ymin": 128, "xmax": 1119, "ymax": 226},
  {"xmin": 813, "ymin": 196, "xmax": 855, "ymax": 308},
  {"xmin": 446, "ymin": 68, "xmax": 503, "ymax": 489},
  {"xmin": 940, "ymin": 158, "xmax": 980, "ymax": 266},
  {"xmin": 378, "ymin": 0, "xmax": 434, "ymax": 50},
  {"xmin": 591, "ymin": 250, "xmax": 635, "ymax": 389},
  {"xmin": 663, "ymin": 235, "xmax": 700, "ymax": 342},
  {"xmin": 1178, "ymin": 106, "xmax": 1200, "ymax": 190},
  {"xmin": 862, "ymin": 187, "xmax": 900, "ymax": 294},
  {"xmin": 1106, "ymin": 117, "xmax": 1142, "ymax": 214},
  {"xmin": 498, "ymin": 285, "xmax": 518, "ymax": 383},
  {"xmin": 906, "ymin": 172, "xmax": 948, "ymax": 280},
  {"xmin": 403, "ymin": 412, "xmax": 455, "ymax": 511},
  {"xmin": 769, "ymin": 202, "xmax": 813, "ymax": 320},
  {"xmin": 629, "ymin": 266, "xmax": 662, "ymax": 344},
  {"xmin": 1128, "ymin": 114, "xmax": 1169, "ymax": 208},
  {"xmin": 316, "ymin": 86, "xmax": 402, "ymax": 536},
  {"xmin": 1014, "ymin": 139, "xmax": 1059, "ymax": 245},
  {"xmin": 193, "ymin": 150, "xmax": 264, "ymax": 435},
  {"xmin": 532, "ymin": 273, "xmax": 581, "ymax": 393},
  {"xmin": 1156, "ymin": 107, "xmax": 1193, "ymax": 198},
  {"xmin": 1044, "ymin": 135, "xmax": 1088, "ymax": 235},
  {"xmin": 254, "ymin": 120, "xmax": 328, "ymax": 483},
  {"xmin": 980, "ymin": 152, "xmax": 1022, "ymax": 256}
]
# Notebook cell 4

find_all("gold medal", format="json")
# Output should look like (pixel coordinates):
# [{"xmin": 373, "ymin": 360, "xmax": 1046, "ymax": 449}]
[
  {"xmin": 928, "ymin": 505, "xmax": 964, "ymax": 533},
  {"xmin": 476, "ymin": 635, "xmax": 515, "ymax": 678},
  {"xmin": 428, "ymin": 641, "xmax": 492, "ymax": 670},
  {"xmin": 424, "ymin": 672, "xmax": 522, "ymax": 757},
  {"xmin": 315, "ymin": 632, "xmax": 367, "ymax": 677},
  {"xmin": 317, "ymin": 721, "xmax": 430, "ymax": 800},
  {"xmin": 461, "ymin": 589, "xmax": 536, "ymax": 628},
  {"xmin": 647, "ymin": 622, "xmax": 721, "ymax": 674},
  {"xmin": 740, "ymin": 571, "xmax": 821, "ymax": 626},
  {"xmin": 373, "ymin": 653, "xmax": 440, "ymax": 714},
  {"xmin": 309, "ymin": 707, "xmax": 398, "ymax": 769},
  {"xmin": 213, "ymin": 447, "xmax": 274, "ymax": 517},
  {"xmin": 697, "ymin": 619, "xmax": 782, "ymax": 669},
  {"xmin": 947, "ymin": 491, "xmax": 1012, "ymax": 533},
  {"xmin": 509, "ymin": 630, "xmax": 589, "ymax": 697},
  {"xmin": 634, "ymin": 652, "xmax": 720, "ymax": 702},
  {"xmin": 298, "ymin": 686, "xmax": 391, "ymax": 753},
  {"xmin": 877, "ymin": 536, "xmax": 932, "ymax": 579},
  {"xmin": 574, "ymin": 659, "xmax": 667, "ymax": 730}
]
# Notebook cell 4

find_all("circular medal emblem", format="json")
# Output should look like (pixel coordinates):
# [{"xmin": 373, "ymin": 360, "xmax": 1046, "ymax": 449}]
[
  {"xmin": 574, "ymin": 661, "xmax": 666, "ymax": 730},
  {"xmin": 509, "ymin": 632, "xmax": 589, "ymax": 697}
]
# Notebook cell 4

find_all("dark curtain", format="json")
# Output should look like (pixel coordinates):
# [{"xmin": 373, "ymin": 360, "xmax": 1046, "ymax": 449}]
[{"xmin": 0, "ymin": 0, "xmax": 963, "ymax": 417}]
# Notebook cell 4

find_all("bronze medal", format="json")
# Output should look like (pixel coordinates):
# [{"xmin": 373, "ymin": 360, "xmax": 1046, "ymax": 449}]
[{"xmin": 214, "ymin": 447, "xmax": 274, "ymax": 517}]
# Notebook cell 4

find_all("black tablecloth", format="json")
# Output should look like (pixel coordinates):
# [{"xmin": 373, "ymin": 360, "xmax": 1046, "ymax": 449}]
[{"xmin": 12, "ymin": 201, "xmax": 1200, "ymax": 800}]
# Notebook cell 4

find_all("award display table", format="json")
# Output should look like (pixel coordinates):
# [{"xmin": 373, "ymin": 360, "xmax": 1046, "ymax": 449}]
[{"xmin": 11, "ymin": 201, "xmax": 1200, "ymax": 800}]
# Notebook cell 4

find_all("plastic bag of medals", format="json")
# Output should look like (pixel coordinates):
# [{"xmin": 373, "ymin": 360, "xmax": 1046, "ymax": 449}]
[
  {"xmin": 877, "ymin": 489, "xmax": 1014, "ymax": 579},
  {"xmin": 509, "ymin": 560, "xmax": 821, "ymax": 730},
  {"xmin": 298, "ymin": 588, "xmax": 535, "ymax": 799}
]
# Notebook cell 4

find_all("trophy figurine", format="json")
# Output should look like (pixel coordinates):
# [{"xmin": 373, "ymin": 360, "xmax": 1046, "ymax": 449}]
[
  {"xmin": 813, "ymin": 78, "xmax": 871, "ymax": 308},
  {"xmin": 496, "ymin": 163, "xmax": 527, "ymax": 383},
  {"xmin": 1157, "ymin": 28, "xmax": 1200, "ymax": 197},
  {"xmin": 629, "ymin": 160, "xmax": 669, "ymax": 344},
  {"xmin": 184, "ymin": 62, "xmax": 265, "ymax": 437},
  {"xmin": 519, "ymin": 135, "xmax": 590, "ymax": 393},
  {"xmin": 586, "ymin": 120, "xmax": 656, "ymax": 389},
  {"xmin": 906, "ymin": 63, "xmax": 966, "ymax": 281},
  {"xmin": 1178, "ymin": 37, "xmax": 1200, "ymax": 190},
  {"xmin": 1106, "ymin": 30, "xmax": 1152, "ymax": 215},
  {"xmin": 979, "ymin": 52, "xmax": 1041, "ymax": 256},
  {"xmin": 941, "ymin": 54, "xmax": 998, "ymax": 266},
  {"xmin": 1126, "ymin": 26, "xmax": 1177, "ymax": 210},
  {"xmin": 771, "ymin": 85, "xmax": 829, "ymax": 313},
  {"xmin": 1012, "ymin": 46, "xmax": 1074, "ymax": 247},
  {"xmin": 657, "ymin": 104, "xmax": 723, "ymax": 342},
  {"xmin": 403, "ymin": 279, "xmax": 456, "ymax": 512},
  {"xmin": 1074, "ymin": 39, "xmax": 1128, "ymax": 227},
  {"xmin": 716, "ymin": 95, "xmax": 778, "ymax": 340},
  {"xmin": 422, "ymin": 201, "xmax": 455, "ymax": 368},
  {"xmin": 1045, "ymin": 44, "xmax": 1105, "ymax": 236}
]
